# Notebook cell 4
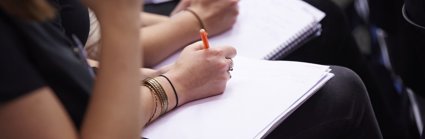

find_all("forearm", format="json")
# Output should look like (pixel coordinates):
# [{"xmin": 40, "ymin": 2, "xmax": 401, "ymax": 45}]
[
  {"xmin": 81, "ymin": 5, "xmax": 143, "ymax": 139},
  {"xmin": 88, "ymin": 57, "xmax": 175, "ymax": 127},
  {"xmin": 142, "ymin": 11, "xmax": 200, "ymax": 67},
  {"xmin": 141, "ymin": 12, "xmax": 170, "ymax": 27}
]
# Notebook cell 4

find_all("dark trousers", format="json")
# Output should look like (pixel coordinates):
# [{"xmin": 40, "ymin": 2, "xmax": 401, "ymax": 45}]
[
  {"xmin": 277, "ymin": 0, "xmax": 416, "ymax": 138},
  {"xmin": 266, "ymin": 66, "xmax": 382, "ymax": 139}
]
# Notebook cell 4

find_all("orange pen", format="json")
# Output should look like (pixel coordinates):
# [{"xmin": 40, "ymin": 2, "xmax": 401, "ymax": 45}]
[{"xmin": 200, "ymin": 29, "xmax": 210, "ymax": 49}]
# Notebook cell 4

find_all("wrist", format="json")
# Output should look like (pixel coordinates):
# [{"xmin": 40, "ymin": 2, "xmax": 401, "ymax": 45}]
[
  {"xmin": 154, "ymin": 76, "xmax": 178, "ymax": 110},
  {"xmin": 183, "ymin": 8, "xmax": 206, "ymax": 30},
  {"xmin": 142, "ymin": 74, "xmax": 185, "ymax": 125},
  {"xmin": 142, "ymin": 77, "xmax": 171, "ymax": 124},
  {"xmin": 162, "ymin": 72, "xmax": 189, "ymax": 106},
  {"xmin": 169, "ymin": 10, "xmax": 202, "ymax": 42}
]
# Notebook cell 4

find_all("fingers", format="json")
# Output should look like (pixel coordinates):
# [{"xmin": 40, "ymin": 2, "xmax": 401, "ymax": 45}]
[
  {"xmin": 218, "ymin": 46, "xmax": 237, "ymax": 59},
  {"xmin": 185, "ymin": 42, "xmax": 236, "ymax": 80},
  {"xmin": 186, "ymin": 42, "xmax": 238, "ymax": 59}
]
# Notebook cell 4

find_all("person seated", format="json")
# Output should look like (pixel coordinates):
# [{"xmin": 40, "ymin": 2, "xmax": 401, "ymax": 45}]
[
  {"xmin": 52, "ymin": 1, "xmax": 388, "ymax": 138},
  {"xmin": 0, "ymin": 0, "xmax": 383, "ymax": 139}
]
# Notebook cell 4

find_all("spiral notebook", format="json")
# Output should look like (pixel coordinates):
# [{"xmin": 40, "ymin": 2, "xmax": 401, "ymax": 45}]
[
  {"xmin": 208, "ymin": 0, "xmax": 325, "ymax": 60},
  {"xmin": 154, "ymin": 0, "xmax": 325, "ymax": 69}
]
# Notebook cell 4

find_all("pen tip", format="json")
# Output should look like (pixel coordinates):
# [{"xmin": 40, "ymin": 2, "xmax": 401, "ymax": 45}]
[{"xmin": 200, "ymin": 29, "xmax": 206, "ymax": 33}]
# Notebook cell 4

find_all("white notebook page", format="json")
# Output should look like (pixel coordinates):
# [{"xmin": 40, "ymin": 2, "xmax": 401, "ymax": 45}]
[
  {"xmin": 209, "ymin": 0, "xmax": 325, "ymax": 59},
  {"xmin": 143, "ymin": 57, "xmax": 334, "ymax": 139}
]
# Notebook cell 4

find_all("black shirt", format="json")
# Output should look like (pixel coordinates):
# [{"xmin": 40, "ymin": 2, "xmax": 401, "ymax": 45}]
[
  {"xmin": 0, "ymin": 10, "xmax": 93, "ymax": 129},
  {"xmin": 49, "ymin": 0, "xmax": 90, "ymax": 45}
]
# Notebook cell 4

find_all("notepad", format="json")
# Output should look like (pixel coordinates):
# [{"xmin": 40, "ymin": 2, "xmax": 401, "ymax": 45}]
[
  {"xmin": 143, "ymin": 56, "xmax": 334, "ymax": 138},
  {"xmin": 209, "ymin": 0, "xmax": 325, "ymax": 60},
  {"xmin": 154, "ymin": 0, "xmax": 325, "ymax": 68}
]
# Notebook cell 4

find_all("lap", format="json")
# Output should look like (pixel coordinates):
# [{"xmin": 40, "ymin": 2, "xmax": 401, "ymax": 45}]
[{"xmin": 266, "ymin": 66, "xmax": 382, "ymax": 139}]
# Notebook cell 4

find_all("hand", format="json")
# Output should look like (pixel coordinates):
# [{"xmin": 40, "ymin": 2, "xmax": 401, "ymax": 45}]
[
  {"xmin": 164, "ymin": 42, "xmax": 237, "ymax": 105},
  {"xmin": 178, "ymin": 0, "xmax": 239, "ymax": 36}
]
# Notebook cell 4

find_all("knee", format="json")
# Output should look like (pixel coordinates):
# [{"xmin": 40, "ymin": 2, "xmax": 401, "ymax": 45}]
[
  {"xmin": 330, "ymin": 66, "xmax": 367, "ymax": 93},
  {"xmin": 319, "ymin": 66, "xmax": 369, "ymax": 106}
]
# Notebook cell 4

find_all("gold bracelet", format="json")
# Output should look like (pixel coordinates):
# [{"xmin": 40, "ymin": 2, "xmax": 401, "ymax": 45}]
[
  {"xmin": 147, "ymin": 78, "xmax": 168, "ymax": 115},
  {"xmin": 144, "ymin": 77, "xmax": 169, "ymax": 115},
  {"xmin": 144, "ymin": 84, "xmax": 159, "ymax": 124}
]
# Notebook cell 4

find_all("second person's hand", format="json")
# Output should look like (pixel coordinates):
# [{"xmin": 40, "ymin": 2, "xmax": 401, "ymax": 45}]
[{"xmin": 172, "ymin": 0, "xmax": 239, "ymax": 36}]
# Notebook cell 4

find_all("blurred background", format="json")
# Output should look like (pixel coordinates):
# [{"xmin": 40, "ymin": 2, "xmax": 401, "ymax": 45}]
[{"xmin": 330, "ymin": 0, "xmax": 425, "ymax": 138}]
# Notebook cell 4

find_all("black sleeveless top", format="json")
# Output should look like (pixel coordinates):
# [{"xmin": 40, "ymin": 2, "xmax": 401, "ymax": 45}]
[
  {"xmin": 49, "ymin": 0, "xmax": 90, "ymax": 44},
  {"xmin": 0, "ymin": 10, "xmax": 93, "ymax": 129}
]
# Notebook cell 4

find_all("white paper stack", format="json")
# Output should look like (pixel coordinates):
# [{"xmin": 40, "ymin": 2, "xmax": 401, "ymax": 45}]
[{"xmin": 143, "ymin": 57, "xmax": 333, "ymax": 139}]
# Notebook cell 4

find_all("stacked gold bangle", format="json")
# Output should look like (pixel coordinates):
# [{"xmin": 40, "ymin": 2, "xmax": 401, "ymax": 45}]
[
  {"xmin": 143, "ymin": 77, "xmax": 169, "ymax": 123},
  {"xmin": 145, "ymin": 85, "xmax": 158, "ymax": 124}
]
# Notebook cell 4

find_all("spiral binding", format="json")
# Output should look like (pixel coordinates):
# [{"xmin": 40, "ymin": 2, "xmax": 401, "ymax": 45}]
[{"xmin": 264, "ymin": 21, "xmax": 322, "ymax": 60}]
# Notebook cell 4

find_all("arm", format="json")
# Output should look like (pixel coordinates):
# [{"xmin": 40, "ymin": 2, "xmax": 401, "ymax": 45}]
[
  {"xmin": 142, "ymin": 0, "xmax": 239, "ymax": 67},
  {"xmin": 0, "ymin": 30, "xmax": 235, "ymax": 139},
  {"xmin": 1, "ymin": 1, "xmax": 236, "ymax": 138},
  {"xmin": 88, "ymin": 42, "xmax": 238, "ymax": 127},
  {"xmin": 141, "ymin": 42, "xmax": 237, "ymax": 125},
  {"xmin": 141, "ymin": 12, "xmax": 170, "ymax": 27},
  {"xmin": 142, "ymin": 11, "xmax": 199, "ymax": 67},
  {"xmin": 88, "ymin": 59, "xmax": 169, "ymax": 78},
  {"xmin": 84, "ymin": 0, "xmax": 238, "ymax": 66},
  {"xmin": 80, "ymin": 0, "xmax": 144, "ymax": 138}
]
